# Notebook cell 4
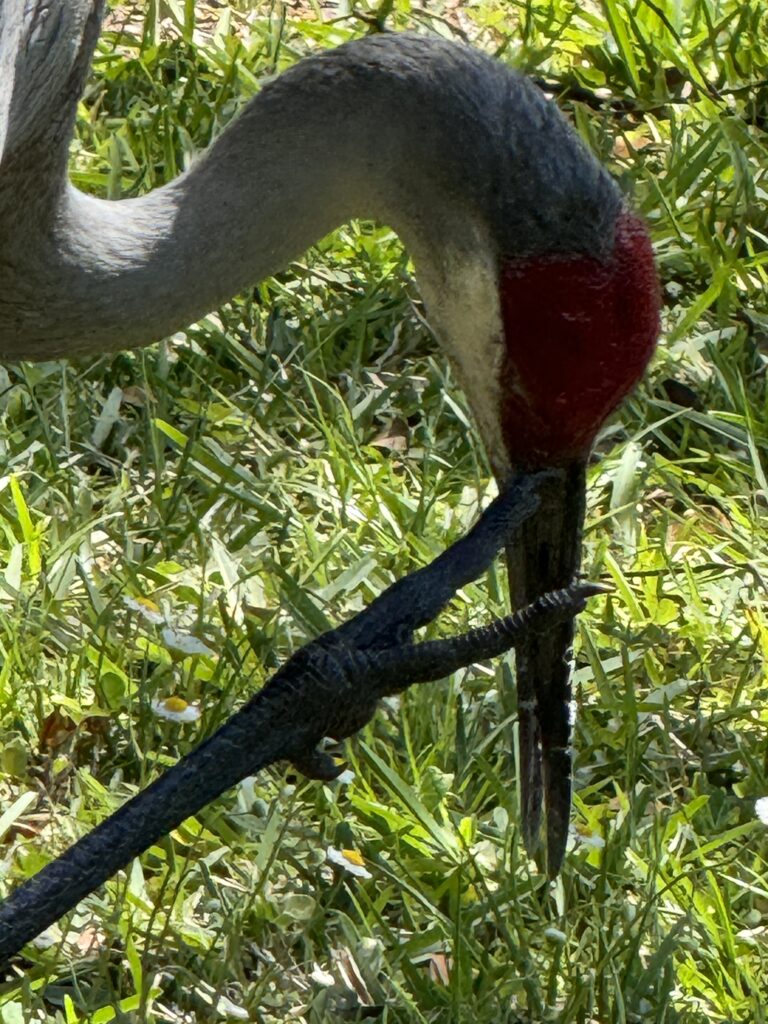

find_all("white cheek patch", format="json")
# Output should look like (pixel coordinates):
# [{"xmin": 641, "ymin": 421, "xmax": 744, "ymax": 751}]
[{"xmin": 416, "ymin": 248, "xmax": 510, "ymax": 476}]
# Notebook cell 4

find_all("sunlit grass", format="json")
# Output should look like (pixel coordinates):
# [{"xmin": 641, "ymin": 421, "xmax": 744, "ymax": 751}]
[{"xmin": 0, "ymin": 0, "xmax": 767, "ymax": 1021}]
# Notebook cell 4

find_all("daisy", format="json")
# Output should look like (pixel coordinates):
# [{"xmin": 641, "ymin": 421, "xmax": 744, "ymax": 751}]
[
  {"xmin": 123, "ymin": 595, "xmax": 165, "ymax": 625},
  {"xmin": 161, "ymin": 627, "xmax": 214, "ymax": 657},
  {"xmin": 150, "ymin": 696, "xmax": 201, "ymax": 723},
  {"xmin": 326, "ymin": 847, "xmax": 372, "ymax": 879}
]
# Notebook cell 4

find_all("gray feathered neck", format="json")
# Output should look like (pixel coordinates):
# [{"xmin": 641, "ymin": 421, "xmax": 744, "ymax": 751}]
[{"xmin": 0, "ymin": 6, "xmax": 621, "ymax": 358}]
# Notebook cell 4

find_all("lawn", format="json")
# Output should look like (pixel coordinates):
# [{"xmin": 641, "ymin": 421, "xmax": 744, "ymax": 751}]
[{"xmin": 1, "ymin": 0, "xmax": 767, "ymax": 1021}]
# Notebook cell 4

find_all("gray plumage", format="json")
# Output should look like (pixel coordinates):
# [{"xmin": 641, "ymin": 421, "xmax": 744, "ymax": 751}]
[{"xmin": 0, "ymin": 3, "xmax": 619, "ymax": 361}]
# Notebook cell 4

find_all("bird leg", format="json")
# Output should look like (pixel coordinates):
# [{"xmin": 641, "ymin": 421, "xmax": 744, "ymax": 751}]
[
  {"xmin": 332, "ymin": 470, "xmax": 557, "ymax": 650},
  {"xmin": 0, "ymin": 470, "xmax": 599, "ymax": 968},
  {"xmin": 280, "ymin": 580, "xmax": 606, "ymax": 784}
]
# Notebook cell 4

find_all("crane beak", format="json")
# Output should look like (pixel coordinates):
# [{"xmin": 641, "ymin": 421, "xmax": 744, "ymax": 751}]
[{"xmin": 504, "ymin": 460, "xmax": 587, "ymax": 876}]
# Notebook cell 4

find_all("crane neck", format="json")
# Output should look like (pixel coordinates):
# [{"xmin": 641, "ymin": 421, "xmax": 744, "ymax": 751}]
[{"xmin": 0, "ymin": 2, "xmax": 621, "ymax": 365}]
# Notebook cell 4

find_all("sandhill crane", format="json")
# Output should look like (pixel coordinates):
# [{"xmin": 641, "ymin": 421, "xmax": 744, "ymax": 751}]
[{"xmin": 0, "ymin": 0, "xmax": 659, "ymax": 962}]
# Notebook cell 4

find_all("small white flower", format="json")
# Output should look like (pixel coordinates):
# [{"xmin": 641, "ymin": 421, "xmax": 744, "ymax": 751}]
[
  {"xmin": 755, "ymin": 797, "xmax": 768, "ymax": 825},
  {"xmin": 572, "ymin": 824, "xmax": 606, "ymax": 849},
  {"xmin": 310, "ymin": 963, "xmax": 335, "ymax": 987},
  {"xmin": 123, "ymin": 595, "xmax": 165, "ymax": 625},
  {"xmin": 161, "ymin": 627, "xmax": 214, "ymax": 656},
  {"xmin": 151, "ymin": 696, "xmax": 201, "ymax": 723},
  {"xmin": 326, "ymin": 846, "xmax": 372, "ymax": 879}
]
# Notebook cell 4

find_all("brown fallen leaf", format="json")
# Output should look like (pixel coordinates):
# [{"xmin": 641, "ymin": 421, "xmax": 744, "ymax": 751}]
[{"xmin": 370, "ymin": 417, "xmax": 409, "ymax": 453}]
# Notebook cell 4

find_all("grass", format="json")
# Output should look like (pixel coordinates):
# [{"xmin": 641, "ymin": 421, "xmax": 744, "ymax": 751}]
[{"xmin": 1, "ymin": 0, "xmax": 768, "ymax": 1020}]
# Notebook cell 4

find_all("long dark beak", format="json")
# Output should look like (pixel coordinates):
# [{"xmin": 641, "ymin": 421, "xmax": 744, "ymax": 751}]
[{"xmin": 505, "ymin": 460, "xmax": 587, "ymax": 876}]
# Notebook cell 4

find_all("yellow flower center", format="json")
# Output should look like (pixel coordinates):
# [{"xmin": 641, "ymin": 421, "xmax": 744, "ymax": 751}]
[
  {"xmin": 163, "ymin": 696, "xmax": 189, "ymax": 713},
  {"xmin": 341, "ymin": 849, "xmax": 365, "ymax": 867}
]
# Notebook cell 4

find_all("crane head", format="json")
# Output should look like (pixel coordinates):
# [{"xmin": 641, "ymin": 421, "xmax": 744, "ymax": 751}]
[
  {"xmin": 498, "ymin": 209, "xmax": 659, "ymax": 468},
  {"xmin": 416, "ymin": 193, "xmax": 659, "ymax": 874},
  {"xmin": 495, "ymin": 206, "xmax": 659, "ymax": 874}
]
